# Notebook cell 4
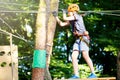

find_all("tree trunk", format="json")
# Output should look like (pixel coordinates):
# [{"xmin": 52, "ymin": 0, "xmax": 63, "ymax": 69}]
[
  {"xmin": 46, "ymin": 0, "xmax": 59, "ymax": 68},
  {"xmin": 117, "ymin": 51, "xmax": 120, "ymax": 80},
  {"xmin": 45, "ymin": 0, "xmax": 59, "ymax": 80},
  {"xmin": 32, "ymin": 0, "xmax": 48, "ymax": 80}
]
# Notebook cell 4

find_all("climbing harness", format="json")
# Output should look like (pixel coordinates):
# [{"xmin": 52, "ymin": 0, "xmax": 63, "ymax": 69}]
[{"xmin": 79, "ymin": 36, "xmax": 89, "ymax": 47}]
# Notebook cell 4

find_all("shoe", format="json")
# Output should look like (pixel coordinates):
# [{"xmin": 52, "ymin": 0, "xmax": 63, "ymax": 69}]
[
  {"xmin": 88, "ymin": 73, "xmax": 97, "ymax": 78},
  {"xmin": 69, "ymin": 75, "xmax": 79, "ymax": 79}
]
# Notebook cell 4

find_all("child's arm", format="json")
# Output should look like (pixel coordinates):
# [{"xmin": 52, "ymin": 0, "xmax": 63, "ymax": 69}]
[
  {"xmin": 52, "ymin": 11, "xmax": 70, "ymax": 27},
  {"xmin": 55, "ymin": 16, "xmax": 70, "ymax": 27},
  {"xmin": 62, "ymin": 9, "xmax": 75, "ymax": 21}
]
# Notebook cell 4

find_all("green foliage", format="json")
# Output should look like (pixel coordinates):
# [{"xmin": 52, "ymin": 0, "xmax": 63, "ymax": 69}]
[
  {"xmin": 50, "ymin": 56, "xmax": 73, "ymax": 78},
  {"xmin": 1, "ymin": 62, "xmax": 7, "ymax": 67}
]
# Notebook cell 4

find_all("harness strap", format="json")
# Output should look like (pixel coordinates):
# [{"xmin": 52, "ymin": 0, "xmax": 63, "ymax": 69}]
[{"xmin": 79, "ymin": 36, "xmax": 89, "ymax": 47}]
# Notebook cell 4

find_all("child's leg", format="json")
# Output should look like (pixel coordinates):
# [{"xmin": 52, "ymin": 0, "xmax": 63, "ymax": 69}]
[
  {"xmin": 82, "ymin": 50, "xmax": 94, "ymax": 73},
  {"xmin": 71, "ymin": 50, "xmax": 79, "ymax": 76}
]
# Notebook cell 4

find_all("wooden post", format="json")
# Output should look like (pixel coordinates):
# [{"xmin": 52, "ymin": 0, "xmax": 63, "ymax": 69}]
[
  {"xmin": 10, "ymin": 34, "xmax": 14, "ymax": 80},
  {"xmin": 45, "ymin": 0, "xmax": 59, "ymax": 80}
]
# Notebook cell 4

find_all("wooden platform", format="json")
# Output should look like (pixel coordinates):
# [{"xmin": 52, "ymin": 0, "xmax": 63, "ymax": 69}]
[{"xmin": 54, "ymin": 77, "xmax": 116, "ymax": 80}]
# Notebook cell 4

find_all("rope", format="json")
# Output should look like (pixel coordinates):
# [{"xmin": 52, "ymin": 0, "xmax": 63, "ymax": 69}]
[
  {"xmin": 0, "ymin": 1, "xmax": 119, "ymax": 16},
  {"xmin": 0, "ymin": 10, "xmax": 120, "ymax": 16},
  {"xmin": 0, "ymin": 18, "xmax": 13, "ymax": 31},
  {"xmin": 0, "ymin": 1, "xmax": 118, "ymax": 14},
  {"xmin": 0, "ymin": 28, "xmax": 27, "ymax": 42},
  {"xmin": 80, "ymin": 10, "xmax": 120, "ymax": 16},
  {"xmin": 80, "ymin": 10, "xmax": 120, "ymax": 13},
  {"xmin": 0, "ymin": 10, "xmax": 120, "ymax": 13},
  {"xmin": 0, "ymin": 18, "xmax": 23, "ymax": 38},
  {"xmin": 95, "ymin": 12, "xmax": 120, "ymax": 17},
  {"xmin": 0, "ymin": 18, "xmax": 34, "ymax": 47}
]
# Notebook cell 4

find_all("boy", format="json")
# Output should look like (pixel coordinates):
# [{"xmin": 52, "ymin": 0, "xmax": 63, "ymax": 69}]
[{"xmin": 52, "ymin": 4, "xmax": 97, "ymax": 79}]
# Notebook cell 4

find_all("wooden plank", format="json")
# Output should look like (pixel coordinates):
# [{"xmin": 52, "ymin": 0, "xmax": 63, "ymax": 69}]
[{"xmin": 54, "ymin": 77, "xmax": 116, "ymax": 80}]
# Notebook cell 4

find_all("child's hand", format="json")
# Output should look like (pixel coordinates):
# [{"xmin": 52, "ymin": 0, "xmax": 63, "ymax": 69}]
[
  {"xmin": 84, "ymin": 31, "xmax": 89, "ymax": 35},
  {"xmin": 62, "ymin": 9, "xmax": 67, "ymax": 14},
  {"xmin": 73, "ymin": 31, "xmax": 81, "ymax": 36},
  {"xmin": 84, "ymin": 31, "xmax": 90, "ymax": 39},
  {"xmin": 52, "ymin": 11, "xmax": 58, "ymax": 17}
]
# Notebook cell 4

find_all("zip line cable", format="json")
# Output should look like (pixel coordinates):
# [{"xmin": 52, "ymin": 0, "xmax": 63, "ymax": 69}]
[
  {"xmin": 80, "ymin": 10, "xmax": 120, "ymax": 13},
  {"xmin": 0, "ymin": 9, "xmax": 120, "ymax": 16},
  {"xmin": 94, "ymin": 12, "xmax": 120, "ymax": 16},
  {"xmin": 0, "ymin": 10, "xmax": 120, "ymax": 13},
  {"xmin": 79, "ymin": 10, "xmax": 120, "ymax": 16},
  {"xmin": 0, "ymin": 2, "xmax": 119, "ymax": 14},
  {"xmin": 0, "ymin": 1, "xmax": 120, "ymax": 15}
]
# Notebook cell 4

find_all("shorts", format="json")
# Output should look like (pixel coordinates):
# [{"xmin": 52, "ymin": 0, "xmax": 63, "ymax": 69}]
[{"xmin": 73, "ymin": 36, "xmax": 90, "ymax": 51}]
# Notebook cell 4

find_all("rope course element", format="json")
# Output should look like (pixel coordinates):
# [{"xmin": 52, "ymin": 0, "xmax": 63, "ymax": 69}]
[
  {"xmin": 0, "ymin": 28, "xmax": 27, "ymax": 42},
  {"xmin": 0, "ymin": 18, "xmax": 24, "ymax": 38},
  {"xmin": 0, "ymin": 1, "xmax": 119, "ymax": 16},
  {"xmin": 80, "ymin": 10, "xmax": 120, "ymax": 13},
  {"xmin": 0, "ymin": 28, "xmax": 34, "ymax": 48},
  {"xmin": 0, "ymin": 9, "xmax": 120, "ymax": 16},
  {"xmin": 0, "ymin": 18, "xmax": 34, "ymax": 47},
  {"xmin": 94, "ymin": 12, "xmax": 120, "ymax": 16},
  {"xmin": 0, "ymin": 18, "xmax": 13, "ymax": 31},
  {"xmin": 81, "ymin": 10, "xmax": 120, "ymax": 16}
]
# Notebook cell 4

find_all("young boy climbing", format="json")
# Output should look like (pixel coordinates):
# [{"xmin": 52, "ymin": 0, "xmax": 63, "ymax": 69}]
[{"xmin": 52, "ymin": 4, "xmax": 97, "ymax": 79}]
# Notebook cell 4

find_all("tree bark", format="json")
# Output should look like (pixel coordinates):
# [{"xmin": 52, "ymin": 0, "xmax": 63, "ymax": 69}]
[
  {"xmin": 32, "ymin": 0, "xmax": 48, "ymax": 80},
  {"xmin": 45, "ymin": 0, "xmax": 59, "ymax": 80},
  {"xmin": 46, "ymin": 0, "xmax": 59, "ymax": 68},
  {"xmin": 117, "ymin": 51, "xmax": 120, "ymax": 80}
]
